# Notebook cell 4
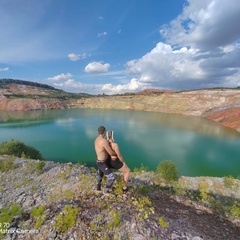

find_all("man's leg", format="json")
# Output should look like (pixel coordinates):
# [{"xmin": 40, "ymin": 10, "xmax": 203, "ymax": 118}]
[
  {"xmin": 96, "ymin": 161, "xmax": 115, "ymax": 194},
  {"xmin": 96, "ymin": 168, "xmax": 104, "ymax": 191},
  {"xmin": 104, "ymin": 172, "xmax": 115, "ymax": 194}
]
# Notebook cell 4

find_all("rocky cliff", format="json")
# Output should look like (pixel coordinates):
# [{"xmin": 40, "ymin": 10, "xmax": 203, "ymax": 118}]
[
  {"xmin": 0, "ymin": 81, "xmax": 240, "ymax": 132},
  {"xmin": 66, "ymin": 89, "xmax": 240, "ymax": 131},
  {"xmin": 0, "ymin": 157, "xmax": 240, "ymax": 240}
]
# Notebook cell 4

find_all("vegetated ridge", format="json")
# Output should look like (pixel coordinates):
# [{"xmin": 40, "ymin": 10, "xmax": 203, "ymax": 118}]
[{"xmin": 0, "ymin": 78, "xmax": 240, "ymax": 132}]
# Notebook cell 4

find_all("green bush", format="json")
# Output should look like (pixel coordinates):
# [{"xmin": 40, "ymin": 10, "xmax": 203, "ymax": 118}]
[
  {"xmin": 54, "ymin": 205, "xmax": 78, "ymax": 232},
  {"xmin": 133, "ymin": 163, "xmax": 149, "ymax": 172},
  {"xmin": 0, "ymin": 140, "xmax": 43, "ymax": 160},
  {"xmin": 0, "ymin": 157, "xmax": 17, "ymax": 172},
  {"xmin": 31, "ymin": 205, "xmax": 47, "ymax": 228},
  {"xmin": 230, "ymin": 201, "xmax": 240, "ymax": 218},
  {"xmin": 0, "ymin": 204, "xmax": 23, "ymax": 236},
  {"xmin": 158, "ymin": 216, "xmax": 169, "ymax": 228},
  {"xmin": 223, "ymin": 175, "xmax": 235, "ymax": 188},
  {"xmin": 132, "ymin": 196, "xmax": 155, "ymax": 221},
  {"xmin": 27, "ymin": 160, "xmax": 46, "ymax": 174},
  {"xmin": 157, "ymin": 160, "xmax": 178, "ymax": 181}
]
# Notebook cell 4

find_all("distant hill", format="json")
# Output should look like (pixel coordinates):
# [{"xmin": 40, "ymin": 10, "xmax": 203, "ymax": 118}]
[
  {"xmin": 0, "ymin": 78, "xmax": 57, "ymax": 90},
  {"xmin": 0, "ymin": 78, "xmax": 92, "ymax": 98},
  {"xmin": 0, "ymin": 78, "xmax": 94, "ymax": 111}
]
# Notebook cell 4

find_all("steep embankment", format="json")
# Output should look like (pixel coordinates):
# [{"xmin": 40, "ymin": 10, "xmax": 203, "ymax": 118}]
[
  {"xmin": 0, "ymin": 80, "xmax": 240, "ymax": 132},
  {"xmin": 66, "ymin": 89, "xmax": 240, "ymax": 131}
]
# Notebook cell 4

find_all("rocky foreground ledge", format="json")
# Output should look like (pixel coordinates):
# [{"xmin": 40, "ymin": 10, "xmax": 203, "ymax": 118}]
[{"xmin": 0, "ymin": 157, "xmax": 240, "ymax": 240}]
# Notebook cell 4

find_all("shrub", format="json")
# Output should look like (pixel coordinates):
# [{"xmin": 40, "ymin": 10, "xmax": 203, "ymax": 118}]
[
  {"xmin": 198, "ymin": 182, "xmax": 209, "ymax": 202},
  {"xmin": 133, "ymin": 163, "xmax": 149, "ymax": 172},
  {"xmin": 230, "ymin": 201, "xmax": 240, "ymax": 218},
  {"xmin": 223, "ymin": 175, "xmax": 235, "ymax": 189},
  {"xmin": 0, "ymin": 204, "xmax": 23, "ymax": 236},
  {"xmin": 0, "ymin": 140, "xmax": 43, "ymax": 160},
  {"xmin": 54, "ymin": 205, "xmax": 78, "ymax": 232},
  {"xmin": 35, "ymin": 160, "xmax": 45, "ymax": 174},
  {"xmin": 31, "ymin": 205, "xmax": 47, "ymax": 228},
  {"xmin": 157, "ymin": 160, "xmax": 178, "ymax": 181},
  {"xmin": 132, "ymin": 196, "xmax": 155, "ymax": 221},
  {"xmin": 158, "ymin": 216, "xmax": 169, "ymax": 228},
  {"xmin": 0, "ymin": 157, "xmax": 17, "ymax": 172},
  {"xmin": 27, "ymin": 160, "xmax": 46, "ymax": 174}
]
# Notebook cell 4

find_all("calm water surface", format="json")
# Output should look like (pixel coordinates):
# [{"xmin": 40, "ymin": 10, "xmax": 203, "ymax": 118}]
[{"xmin": 0, "ymin": 109, "xmax": 240, "ymax": 177}]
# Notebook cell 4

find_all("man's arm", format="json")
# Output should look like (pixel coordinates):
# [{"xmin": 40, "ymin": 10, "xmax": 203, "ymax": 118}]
[
  {"xmin": 112, "ymin": 143, "xmax": 125, "ymax": 163},
  {"xmin": 103, "ymin": 140, "xmax": 117, "ymax": 156}
]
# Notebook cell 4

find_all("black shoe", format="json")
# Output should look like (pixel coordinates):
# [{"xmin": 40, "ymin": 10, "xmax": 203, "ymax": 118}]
[
  {"xmin": 122, "ymin": 186, "xmax": 129, "ymax": 192},
  {"xmin": 97, "ymin": 184, "xmax": 101, "ymax": 191}
]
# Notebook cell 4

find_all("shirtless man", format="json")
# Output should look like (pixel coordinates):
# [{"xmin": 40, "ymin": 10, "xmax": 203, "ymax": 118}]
[{"xmin": 94, "ymin": 126, "xmax": 117, "ymax": 194}]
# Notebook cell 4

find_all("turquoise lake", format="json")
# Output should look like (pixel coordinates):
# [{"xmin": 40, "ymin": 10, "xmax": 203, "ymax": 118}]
[{"xmin": 0, "ymin": 108, "xmax": 240, "ymax": 177}]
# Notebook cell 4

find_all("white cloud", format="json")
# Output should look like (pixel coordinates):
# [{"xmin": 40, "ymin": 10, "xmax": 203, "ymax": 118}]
[
  {"xmin": 68, "ymin": 53, "xmax": 87, "ymax": 62},
  {"xmin": 0, "ymin": 67, "xmax": 9, "ymax": 72},
  {"xmin": 160, "ymin": 0, "xmax": 240, "ymax": 51},
  {"xmin": 126, "ymin": 42, "xmax": 205, "ymax": 89},
  {"xmin": 84, "ymin": 61, "xmax": 110, "ymax": 73},
  {"xmin": 53, "ymin": 79, "xmax": 100, "ymax": 93},
  {"xmin": 68, "ymin": 53, "xmax": 87, "ymax": 61},
  {"xmin": 51, "ymin": 76, "xmax": 146, "ymax": 95},
  {"xmin": 68, "ymin": 53, "xmax": 80, "ymax": 61},
  {"xmin": 97, "ymin": 32, "xmax": 107, "ymax": 37},
  {"xmin": 101, "ymin": 78, "xmax": 146, "ymax": 94},
  {"xmin": 47, "ymin": 73, "xmax": 73, "ymax": 82}
]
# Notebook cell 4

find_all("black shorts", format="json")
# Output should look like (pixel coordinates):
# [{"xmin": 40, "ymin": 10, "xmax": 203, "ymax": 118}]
[
  {"xmin": 96, "ymin": 160, "xmax": 112, "ymax": 175},
  {"xmin": 107, "ymin": 156, "xmax": 123, "ymax": 170}
]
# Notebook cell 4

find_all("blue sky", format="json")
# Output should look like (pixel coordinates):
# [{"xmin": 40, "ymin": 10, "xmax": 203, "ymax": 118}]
[{"xmin": 0, "ymin": 0, "xmax": 240, "ymax": 94}]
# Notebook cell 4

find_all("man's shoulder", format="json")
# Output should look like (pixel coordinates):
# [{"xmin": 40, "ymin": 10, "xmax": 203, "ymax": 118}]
[
  {"xmin": 99, "ymin": 137, "xmax": 108, "ymax": 144},
  {"xmin": 95, "ymin": 136, "xmax": 105, "ymax": 144}
]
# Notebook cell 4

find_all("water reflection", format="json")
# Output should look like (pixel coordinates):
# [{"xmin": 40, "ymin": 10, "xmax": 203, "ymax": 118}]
[
  {"xmin": 0, "ymin": 109, "xmax": 239, "ymax": 139},
  {"xmin": 0, "ymin": 109, "xmax": 240, "ymax": 177}
]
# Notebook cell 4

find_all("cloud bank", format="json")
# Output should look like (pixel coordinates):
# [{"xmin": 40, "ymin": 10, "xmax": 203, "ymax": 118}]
[{"xmin": 125, "ymin": 0, "xmax": 240, "ymax": 91}]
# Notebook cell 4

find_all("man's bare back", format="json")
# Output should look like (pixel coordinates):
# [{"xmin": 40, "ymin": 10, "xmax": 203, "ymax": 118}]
[{"xmin": 94, "ymin": 134, "xmax": 116, "ymax": 161}]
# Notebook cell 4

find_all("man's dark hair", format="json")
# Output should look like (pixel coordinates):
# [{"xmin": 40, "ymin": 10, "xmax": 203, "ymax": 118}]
[{"xmin": 98, "ymin": 126, "xmax": 106, "ymax": 134}]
